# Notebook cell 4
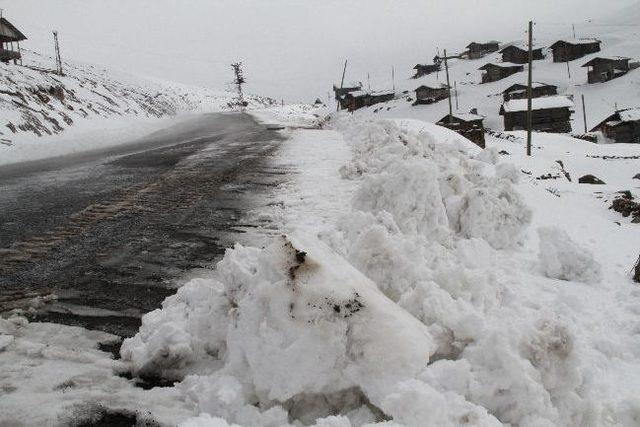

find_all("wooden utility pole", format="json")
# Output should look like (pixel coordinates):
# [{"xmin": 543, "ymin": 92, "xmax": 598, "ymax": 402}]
[
  {"xmin": 392, "ymin": 66, "xmax": 395, "ymax": 92},
  {"xmin": 53, "ymin": 31, "xmax": 63, "ymax": 75},
  {"xmin": 526, "ymin": 21, "xmax": 533, "ymax": 157},
  {"xmin": 581, "ymin": 94, "xmax": 588, "ymax": 133},
  {"xmin": 367, "ymin": 72, "xmax": 371, "ymax": 91},
  {"xmin": 572, "ymin": 23, "xmax": 576, "ymax": 38},
  {"xmin": 566, "ymin": 59, "xmax": 571, "ymax": 79},
  {"xmin": 231, "ymin": 62, "xmax": 247, "ymax": 108},
  {"xmin": 337, "ymin": 59, "xmax": 347, "ymax": 111},
  {"xmin": 454, "ymin": 81, "xmax": 459, "ymax": 110},
  {"xmin": 444, "ymin": 49, "xmax": 453, "ymax": 123}
]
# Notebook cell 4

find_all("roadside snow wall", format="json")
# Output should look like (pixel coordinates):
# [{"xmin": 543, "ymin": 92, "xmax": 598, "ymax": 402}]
[{"xmin": 121, "ymin": 119, "xmax": 625, "ymax": 427}]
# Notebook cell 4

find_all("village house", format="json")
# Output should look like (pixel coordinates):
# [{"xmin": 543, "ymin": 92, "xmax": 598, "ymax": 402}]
[
  {"xmin": 333, "ymin": 82, "xmax": 362, "ymax": 100},
  {"xmin": 502, "ymin": 82, "xmax": 558, "ymax": 101},
  {"xmin": 413, "ymin": 84, "xmax": 449, "ymax": 105},
  {"xmin": 0, "ymin": 17, "xmax": 27, "ymax": 64},
  {"xmin": 412, "ymin": 63, "xmax": 441, "ymax": 79},
  {"xmin": 499, "ymin": 95, "xmax": 574, "ymax": 133},
  {"xmin": 436, "ymin": 109, "xmax": 486, "ymax": 148},
  {"xmin": 590, "ymin": 108, "xmax": 640, "ymax": 143},
  {"xmin": 478, "ymin": 63, "xmax": 524, "ymax": 83},
  {"xmin": 342, "ymin": 90, "xmax": 394, "ymax": 112},
  {"xmin": 498, "ymin": 44, "xmax": 545, "ymax": 64},
  {"xmin": 465, "ymin": 41, "xmax": 500, "ymax": 59},
  {"xmin": 549, "ymin": 39, "xmax": 601, "ymax": 62},
  {"xmin": 581, "ymin": 56, "xmax": 631, "ymax": 83}
]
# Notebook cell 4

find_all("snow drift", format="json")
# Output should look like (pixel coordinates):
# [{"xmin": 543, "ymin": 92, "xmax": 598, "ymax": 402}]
[{"xmin": 120, "ymin": 118, "xmax": 640, "ymax": 426}]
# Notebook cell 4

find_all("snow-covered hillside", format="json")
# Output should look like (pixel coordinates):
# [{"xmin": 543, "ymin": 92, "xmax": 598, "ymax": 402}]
[
  {"xmin": 343, "ymin": 15, "xmax": 640, "ymax": 135},
  {"xmin": 0, "ymin": 49, "xmax": 275, "ymax": 162}
]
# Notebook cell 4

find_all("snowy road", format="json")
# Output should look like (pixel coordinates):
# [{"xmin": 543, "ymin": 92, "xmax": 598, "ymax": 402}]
[{"xmin": 0, "ymin": 112, "xmax": 284, "ymax": 337}]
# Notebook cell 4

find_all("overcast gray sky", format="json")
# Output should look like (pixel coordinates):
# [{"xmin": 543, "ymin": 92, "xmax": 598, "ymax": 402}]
[{"xmin": 4, "ymin": 0, "xmax": 637, "ymax": 102}]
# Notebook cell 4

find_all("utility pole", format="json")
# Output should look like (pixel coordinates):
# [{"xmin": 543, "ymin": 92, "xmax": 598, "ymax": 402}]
[
  {"xmin": 566, "ymin": 59, "xmax": 571, "ymax": 79},
  {"xmin": 444, "ymin": 49, "xmax": 453, "ymax": 123},
  {"xmin": 367, "ymin": 72, "xmax": 371, "ymax": 92},
  {"xmin": 337, "ymin": 59, "xmax": 347, "ymax": 111},
  {"xmin": 392, "ymin": 66, "xmax": 395, "ymax": 92},
  {"xmin": 53, "ymin": 31, "xmax": 63, "ymax": 75},
  {"xmin": 581, "ymin": 94, "xmax": 588, "ymax": 133},
  {"xmin": 231, "ymin": 62, "xmax": 247, "ymax": 109},
  {"xmin": 454, "ymin": 81, "xmax": 459, "ymax": 110},
  {"xmin": 526, "ymin": 20, "xmax": 533, "ymax": 157},
  {"xmin": 572, "ymin": 23, "xmax": 576, "ymax": 38}
]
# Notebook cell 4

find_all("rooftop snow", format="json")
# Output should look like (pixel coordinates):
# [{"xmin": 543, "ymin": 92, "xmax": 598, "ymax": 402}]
[
  {"xmin": 479, "ymin": 62, "xmax": 524, "ymax": 70},
  {"xmin": 501, "ymin": 96, "xmax": 574, "ymax": 113},
  {"xmin": 582, "ymin": 56, "xmax": 631, "ymax": 66},
  {"xmin": 618, "ymin": 108, "xmax": 640, "ymax": 121},
  {"xmin": 551, "ymin": 38, "xmax": 601, "ymax": 46}
]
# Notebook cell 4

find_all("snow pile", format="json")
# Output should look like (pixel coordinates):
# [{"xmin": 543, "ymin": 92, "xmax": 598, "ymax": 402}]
[
  {"xmin": 538, "ymin": 226, "xmax": 602, "ymax": 284},
  {"xmin": 116, "ymin": 118, "xmax": 640, "ymax": 426}
]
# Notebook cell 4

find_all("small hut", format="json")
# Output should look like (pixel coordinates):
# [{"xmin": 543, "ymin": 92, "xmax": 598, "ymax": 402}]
[
  {"xmin": 502, "ymin": 82, "xmax": 558, "ymax": 101},
  {"xmin": 342, "ymin": 90, "xmax": 394, "ymax": 112},
  {"xmin": 498, "ymin": 44, "xmax": 545, "ymax": 64},
  {"xmin": 581, "ymin": 56, "xmax": 631, "ymax": 83},
  {"xmin": 590, "ymin": 108, "xmax": 640, "ymax": 143},
  {"xmin": 412, "ymin": 63, "xmax": 441, "ymax": 79},
  {"xmin": 499, "ymin": 96, "xmax": 574, "ymax": 133},
  {"xmin": 549, "ymin": 39, "xmax": 601, "ymax": 62},
  {"xmin": 413, "ymin": 84, "xmax": 449, "ymax": 105},
  {"xmin": 437, "ymin": 110, "xmax": 486, "ymax": 148},
  {"xmin": 465, "ymin": 41, "xmax": 500, "ymax": 59},
  {"xmin": 478, "ymin": 63, "xmax": 524, "ymax": 83},
  {"xmin": 0, "ymin": 17, "xmax": 27, "ymax": 64}
]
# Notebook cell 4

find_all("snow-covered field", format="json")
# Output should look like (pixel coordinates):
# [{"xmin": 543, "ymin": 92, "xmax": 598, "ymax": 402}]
[
  {"xmin": 0, "ymin": 49, "xmax": 276, "ymax": 165},
  {"xmin": 2, "ymin": 6, "xmax": 640, "ymax": 427}
]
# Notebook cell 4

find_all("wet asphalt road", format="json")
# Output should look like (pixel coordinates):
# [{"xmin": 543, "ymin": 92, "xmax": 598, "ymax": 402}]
[{"xmin": 0, "ymin": 112, "xmax": 285, "ymax": 337}]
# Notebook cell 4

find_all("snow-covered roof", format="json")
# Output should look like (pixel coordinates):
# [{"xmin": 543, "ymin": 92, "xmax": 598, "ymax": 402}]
[
  {"xmin": 499, "ymin": 43, "xmax": 545, "ymax": 53},
  {"xmin": 503, "ymin": 82, "xmax": 556, "ymax": 93},
  {"xmin": 415, "ymin": 84, "xmax": 448, "ymax": 91},
  {"xmin": 446, "ymin": 112, "xmax": 485, "ymax": 122},
  {"xmin": 0, "ymin": 18, "xmax": 27, "ymax": 42},
  {"xmin": 618, "ymin": 108, "xmax": 640, "ymax": 121},
  {"xmin": 466, "ymin": 41, "xmax": 500, "ymax": 48},
  {"xmin": 501, "ymin": 96, "xmax": 574, "ymax": 113},
  {"xmin": 581, "ymin": 56, "xmax": 631, "ymax": 67},
  {"xmin": 550, "ymin": 38, "xmax": 601, "ymax": 47},
  {"xmin": 334, "ymin": 82, "xmax": 362, "ymax": 89},
  {"xmin": 479, "ymin": 62, "xmax": 524, "ymax": 70},
  {"xmin": 347, "ymin": 90, "xmax": 394, "ymax": 98}
]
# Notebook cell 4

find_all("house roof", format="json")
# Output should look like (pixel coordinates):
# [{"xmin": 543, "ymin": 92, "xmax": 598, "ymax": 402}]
[
  {"xmin": 466, "ymin": 41, "xmax": 500, "ymax": 48},
  {"xmin": 498, "ymin": 44, "xmax": 545, "ymax": 53},
  {"xmin": 581, "ymin": 56, "xmax": 631, "ymax": 67},
  {"xmin": 590, "ymin": 107, "xmax": 640, "ymax": 131},
  {"xmin": 0, "ymin": 17, "xmax": 27, "ymax": 42},
  {"xmin": 550, "ymin": 38, "xmax": 601, "ymax": 48},
  {"xmin": 502, "ymin": 82, "xmax": 557, "ymax": 93},
  {"xmin": 347, "ymin": 89, "xmax": 395, "ymax": 98},
  {"xmin": 478, "ymin": 62, "xmax": 524, "ymax": 71},
  {"xmin": 415, "ymin": 84, "xmax": 449, "ymax": 91},
  {"xmin": 500, "ymin": 96, "xmax": 574, "ymax": 113},
  {"xmin": 438, "ymin": 112, "xmax": 485, "ymax": 123}
]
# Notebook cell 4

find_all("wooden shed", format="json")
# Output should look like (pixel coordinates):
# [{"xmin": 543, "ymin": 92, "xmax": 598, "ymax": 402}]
[
  {"xmin": 581, "ymin": 56, "xmax": 631, "ymax": 83},
  {"xmin": 498, "ymin": 44, "xmax": 545, "ymax": 64},
  {"xmin": 502, "ymin": 82, "xmax": 558, "ymax": 101},
  {"xmin": 478, "ymin": 63, "xmax": 524, "ymax": 83},
  {"xmin": 0, "ymin": 17, "xmax": 27, "ymax": 64},
  {"xmin": 549, "ymin": 39, "xmax": 601, "ymax": 62},
  {"xmin": 412, "ymin": 63, "xmax": 441, "ymax": 79},
  {"xmin": 342, "ymin": 90, "xmax": 395, "ymax": 112},
  {"xmin": 465, "ymin": 41, "xmax": 500, "ymax": 59},
  {"xmin": 436, "ymin": 110, "xmax": 486, "ymax": 148},
  {"xmin": 413, "ymin": 84, "xmax": 449, "ymax": 105},
  {"xmin": 499, "ymin": 96, "xmax": 574, "ymax": 133},
  {"xmin": 590, "ymin": 108, "xmax": 640, "ymax": 143}
]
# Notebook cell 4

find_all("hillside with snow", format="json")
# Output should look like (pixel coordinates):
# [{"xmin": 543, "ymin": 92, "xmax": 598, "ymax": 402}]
[{"xmin": 0, "ymin": 49, "xmax": 276, "ymax": 164}]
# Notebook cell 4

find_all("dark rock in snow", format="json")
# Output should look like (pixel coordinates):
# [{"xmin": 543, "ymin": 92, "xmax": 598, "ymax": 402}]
[
  {"xmin": 578, "ymin": 174, "xmax": 606, "ymax": 185},
  {"xmin": 633, "ymin": 173, "xmax": 640, "ymax": 180}
]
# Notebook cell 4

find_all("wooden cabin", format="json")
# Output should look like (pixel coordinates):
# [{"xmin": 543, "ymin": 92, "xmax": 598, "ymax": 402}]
[
  {"xmin": 478, "ymin": 63, "xmax": 524, "ymax": 83},
  {"xmin": 581, "ymin": 56, "xmax": 631, "ymax": 83},
  {"xmin": 0, "ymin": 17, "xmax": 27, "ymax": 64},
  {"xmin": 499, "ymin": 96, "xmax": 574, "ymax": 133},
  {"xmin": 413, "ymin": 84, "xmax": 449, "ymax": 105},
  {"xmin": 498, "ymin": 44, "xmax": 545, "ymax": 64},
  {"xmin": 465, "ymin": 41, "xmax": 500, "ymax": 59},
  {"xmin": 436, "ymin": 110, "xmax": 486, "ymax": 148},
  {"xmin": 333, "ymin": 82, "xmax": 362, "ymax": 100},
  {"xmin": 549, "ymin": 39, "xmax": 601, "ymax": 62},
  {"xmin": 590, "ymin": 108, "xmax": 640, "ymax": 143},
  {"xmin": 412, "ymin": 63, "xmax": 441, "ymax": 79},
  {"xmin": 502, "ymin": 82, "xmax": 558, "ymax": 101},
  {"xmin": 342, "ymin": 90, "xmax": 395, "ymax": 112}
]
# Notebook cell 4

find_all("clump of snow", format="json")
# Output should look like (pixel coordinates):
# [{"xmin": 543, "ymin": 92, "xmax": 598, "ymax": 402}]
[{"xmin": 538, "ymin": 226, "xmax": 602, "ymax": 284}]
